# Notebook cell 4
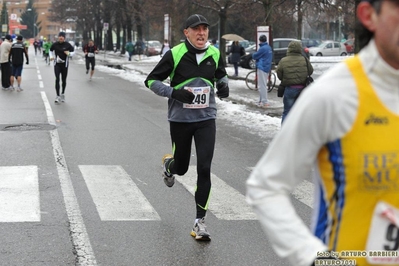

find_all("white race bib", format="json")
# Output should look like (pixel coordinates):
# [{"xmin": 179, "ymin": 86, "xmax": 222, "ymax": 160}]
[
  {"xmin": 56, "ymin": 57, "xmax": 65, "ymax": 63},
  {"xmin": 183, "ymin": 86, "xmax": 210, "ymax": 109},
  {"xmin": 88, "ymin": 52, "xmax": 95, "ymax": 57},
  {"xmin": 366, "ymin": 201, "xmax": 399, "ymax": 264}
]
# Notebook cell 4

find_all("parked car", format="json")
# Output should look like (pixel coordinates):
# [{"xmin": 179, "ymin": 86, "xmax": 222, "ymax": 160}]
[
  {"xmin": 308, "ymin": 40, "xmax": 348, "ymax": 56},
  {"xmin": 239, "ymin": 44, "xmax": 257, "ymax": 69},
  {"xmin": 145, "ymin": 40, "xmax": 162, "ymax": 56},
  {"xmin": 239, "ymin": 38, "xmax": 309, "ymax": 69},
  {"xmin": 301, "ymin": 39, "xmax": 321, "ymax": 48},
  {"xmin": 226, "ymin": 40, "xmax": 250, "ymax": 55},
  {"xmin": 344, "ymin": 38, "xmax": 355, "ymax": 54},
  {"xmin": 273, "ymin": 38, "xmax": 300, "ymax": 65}
]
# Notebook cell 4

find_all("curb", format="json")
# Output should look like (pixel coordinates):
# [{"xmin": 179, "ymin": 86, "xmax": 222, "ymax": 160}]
[{"xmin": 79, "ymin": 51, "xmax": 283, "ymax": 116}]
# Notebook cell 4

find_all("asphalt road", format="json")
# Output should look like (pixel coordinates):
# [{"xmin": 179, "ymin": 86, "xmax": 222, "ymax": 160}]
[{"xmin": 0, "ymin": 47, "xmax": 313, "ymax": 266}]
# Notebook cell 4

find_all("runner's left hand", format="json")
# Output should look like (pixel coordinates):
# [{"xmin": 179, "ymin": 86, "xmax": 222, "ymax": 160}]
[{"xmin": 216, "ymin": 82, "xmax": 229, "ymax": 98}]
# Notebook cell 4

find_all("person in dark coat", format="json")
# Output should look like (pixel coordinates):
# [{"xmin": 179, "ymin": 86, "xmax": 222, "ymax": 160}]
[
  {"xmin": 229, "ymin": 41, "xmax": 244, "ymax": 76},
  {"xmin": 276, "ymin": 41, "xmax": 313, "ymax": 123},
  {"xmin": 9, "ymin": 35, "xmax": 29, "ymax": 91}
]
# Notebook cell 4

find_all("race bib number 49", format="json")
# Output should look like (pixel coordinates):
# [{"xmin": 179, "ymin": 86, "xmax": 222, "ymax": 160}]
[
  {"xmin": 366, "ymin": 201, "xmax": 399, "ymax": 264},
  {"xmin": 183, "ymin": 86, "xmax": 210, "ymax": 109}
]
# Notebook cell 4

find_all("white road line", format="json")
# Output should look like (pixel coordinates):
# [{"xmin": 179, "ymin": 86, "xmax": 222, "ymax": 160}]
[
  {"xmin": 0, "ymin": 166, "xmax": 40, "ymax": 222},
  {"xmin": 176, "ymin": 166, "xmax": 258, "ymax": 220},
  {"xmin": 292, "ymin": 180, "xmax": 314, "ymax": 208},
  {"xmin": 79, "ymin": 165, "xmax": 160, "ymax": 221},
  {"xmin": 41, "ymin": 92, "xmax": 56, "ymax": 125},
  {"xmin": 41, "ymin": 92, "xmax": 97, "ymax": 265}
]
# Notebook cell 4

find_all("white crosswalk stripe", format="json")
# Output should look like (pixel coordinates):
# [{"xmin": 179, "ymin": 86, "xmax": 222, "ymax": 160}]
[
  {"xmin": 79, "ymin": 165, "xmax": 160, "ymax": 221},
  {"xmin": 176, "ymin": 166, "xmax": 258, "ymax": 220},
  {"xmin": 0, "ymin": 164, "xmax": 314, "ymax": 223},
  {"xmin": 0, "ymin": 166, "xmax": 40, "ymax": 222}
]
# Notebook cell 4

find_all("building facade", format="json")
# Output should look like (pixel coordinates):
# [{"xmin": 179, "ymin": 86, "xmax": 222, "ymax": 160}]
[{"xmin": 3, "ymin": 0, "xmax": 74, "ymax": 41}]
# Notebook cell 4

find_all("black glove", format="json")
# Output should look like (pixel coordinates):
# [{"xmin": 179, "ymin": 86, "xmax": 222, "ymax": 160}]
[
  {"xmin": 26, "ymin": 61, "xmax": 29, "ymax": 65},
  {"xmin": 216, "ymin": 82, "xmax": 229, "ymax": 98},
  {"xmin": 171, "ymin": 88, "xmax": 195, "ymax": 104}
]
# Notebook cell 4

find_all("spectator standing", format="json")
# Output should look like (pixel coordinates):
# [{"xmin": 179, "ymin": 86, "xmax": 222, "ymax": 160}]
[
  {"xmin": 252, "ymin": 35, "xmax": 273, "ymax": 108},
  {"xmin": 247, "ymin": 0, "xmax": 399, "ymax": 266},
  {"xmin": 211, "ymin": 39, "xmax": 219, "ymax": 49},
  {"xmin": 49, "ymin": 32, "xmax": 75, "ymax": 104},
  {"xmin": 83, "ymin": 39, "xmax": 99, "ymax": 80},
  {"xmin": 9, "ymin": 35, "xmax": 29, "ymax": 92},
  {"xmin": 144, "ymin": 14, "xmax": 229, "ymax": 241},
  {"xmin": 276, "ymin": 41, "xmax": 313, "ymax": 123},
  {"xmin": 1, "ymin": 35, "xmax": 13, "ymax": 90},
  {"xmin": 135, "ymin": 39, "xmax": 144, "ymax": 61},
  {"xmin": 229, "ymin": 41, "xmax": 244, "ymax": 77},
  {"xmin": 125, "ymin": 40, "xmax": 134, "ymax": 61},
  {"xmin": 160, "ymin": 39, "xmax": 170, "ymax": 57}
]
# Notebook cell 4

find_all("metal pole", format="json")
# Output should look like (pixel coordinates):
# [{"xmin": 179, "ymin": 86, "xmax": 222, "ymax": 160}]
[
  {"xmin": 338, "ymin": 6, "xmax": 342, "ymax": 42},
  {"xmin": 34, "ymin": 14, "xmax": 37, "ymax": 38}
]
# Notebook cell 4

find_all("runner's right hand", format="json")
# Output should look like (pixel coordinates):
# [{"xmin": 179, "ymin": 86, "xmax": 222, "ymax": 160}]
[{"xmin": 171, "ymin": 88, "xmax": 195, "ymax": 104}]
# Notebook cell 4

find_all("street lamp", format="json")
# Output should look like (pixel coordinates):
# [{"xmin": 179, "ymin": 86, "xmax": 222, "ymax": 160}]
[{"xmin": 27, "ymin": 8, "xmax": 37, "ymax": 38}]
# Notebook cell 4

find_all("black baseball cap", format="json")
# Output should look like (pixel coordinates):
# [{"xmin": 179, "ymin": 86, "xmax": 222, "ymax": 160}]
[
  {"xmin": 185, "ymin": 14, "xmax": 209, "ymax": 29},
  {"xmin": 17, "ymin": 35, "xmax": 23, "ymax": 41},
  {"xmin": 259, "ymin": 35, "xmax": 267, "ymax": 42}
]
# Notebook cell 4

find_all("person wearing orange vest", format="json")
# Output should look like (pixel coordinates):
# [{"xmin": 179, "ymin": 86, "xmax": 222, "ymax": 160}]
[{"xmin": 246, "ymin": 0, "xmax": 399, "ymax": 265}]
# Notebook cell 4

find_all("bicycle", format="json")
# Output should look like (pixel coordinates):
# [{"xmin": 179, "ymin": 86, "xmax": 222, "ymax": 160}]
[{"xmin": 245, "ymin": 69, "xmax": 276, "ymax": 92}]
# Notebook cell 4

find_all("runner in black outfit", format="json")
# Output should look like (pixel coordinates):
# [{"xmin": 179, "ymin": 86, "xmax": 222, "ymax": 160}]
[
  {"xmin": 9, "ymin": 35, "xmax": 29, "ymax": 92},
  {"xmin": 144, "ymin": 14, "xmax": 229, "ymax": 241},
  {"xmin": 50, "ymin": 32, "xmax": 74, "ymax": 104},
  {"xmin": 83, "ymin": 39, "xmax": 98, "ymax": 80}
]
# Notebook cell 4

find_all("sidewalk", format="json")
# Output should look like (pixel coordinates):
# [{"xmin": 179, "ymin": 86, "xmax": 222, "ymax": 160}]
[{"xmin": 78, "ymin": 50, "xmax": 283, "ymax": 116}]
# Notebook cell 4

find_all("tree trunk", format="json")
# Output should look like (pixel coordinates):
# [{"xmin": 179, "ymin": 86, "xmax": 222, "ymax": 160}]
[
  {"xmin": 219, "ymin": 7, "xmax": 227, "ymax": 66},
  {"xmin": 116, "ymin": 23, "xmax": 121, "ymax": 50},
  {"xmin": 297, "ymin": 0, "xmax": 303, "ymax": 40}
]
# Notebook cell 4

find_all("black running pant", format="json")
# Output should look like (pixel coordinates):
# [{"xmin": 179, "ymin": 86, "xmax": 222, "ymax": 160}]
[
  {"xmin": 86, "ymin": 57, "xmax": 95, "ymax": 70},
  {"xmin": 1, "ymin": 62, "xmax": 11, "ymax": 88},
  {"xmin": 168, "ymin": 119, "xmax": 216, "ymax": 219},
  {"xmin": 54, "ymin": 63, "xmax": 68, "ymax": 96}
]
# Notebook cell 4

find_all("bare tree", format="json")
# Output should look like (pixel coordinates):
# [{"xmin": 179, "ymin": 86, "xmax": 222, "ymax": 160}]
[
  {"xmin": 50, "ymin": 0, "xmax": 358, "ymax": 53},
  {"xmin": 192, "ymin": 0, "xmax": 257, "ymax": 64}
]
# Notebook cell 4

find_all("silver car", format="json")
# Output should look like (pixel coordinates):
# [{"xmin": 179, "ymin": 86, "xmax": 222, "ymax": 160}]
[{"xmin": 309, "ymin": 40, "xmax": 348, "ymax": 56}]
